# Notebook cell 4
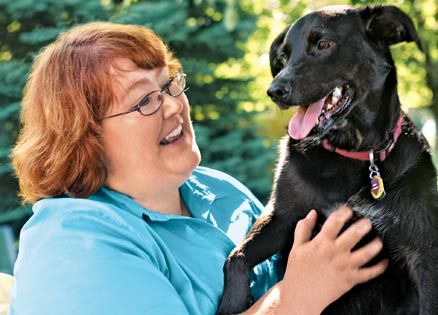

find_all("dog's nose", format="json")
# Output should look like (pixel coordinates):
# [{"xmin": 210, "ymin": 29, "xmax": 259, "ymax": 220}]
[{"xmin": 267, "ymin": 83, "xmax": 291, "ymax": 100}]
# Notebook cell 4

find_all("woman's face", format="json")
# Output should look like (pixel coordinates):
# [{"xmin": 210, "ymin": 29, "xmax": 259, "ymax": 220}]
[{"xmin": 101, "ymin": 58, "xmax": 201, "ymax": 190}]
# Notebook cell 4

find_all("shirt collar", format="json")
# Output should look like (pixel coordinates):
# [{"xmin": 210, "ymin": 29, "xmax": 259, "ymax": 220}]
[{"xmin": 90, "ymin": 173, "xmax": 216, "ymax": 223}]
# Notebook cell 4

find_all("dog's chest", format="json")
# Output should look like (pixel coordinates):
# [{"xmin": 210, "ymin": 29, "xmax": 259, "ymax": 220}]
[
  {"xmin": 284, "ymin": 149, "xmax": 368, "ymax": 201},
  {"xmin": 283, "ymin": 146, "xmax": 402, "ymax": 231}
]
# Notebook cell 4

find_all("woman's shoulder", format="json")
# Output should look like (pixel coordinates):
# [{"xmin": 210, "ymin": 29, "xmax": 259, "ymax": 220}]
[
  {"xmin": 30, "ymin": 196, "xmax": 136, "ymax": 232},
  {"xmin": 12, "ymin": 197, "xmax": 177, "ymax": 315},
  {"xmin": 190, "ymin": 166, "xmax": 262, "ymax": 205},
  {"xmin": 191, "ymin": 166, "xmax": 244, "ymax": 186},
  {"xmin": 20, "ymin": 195, "xmax": 156, "ymax": 258}
]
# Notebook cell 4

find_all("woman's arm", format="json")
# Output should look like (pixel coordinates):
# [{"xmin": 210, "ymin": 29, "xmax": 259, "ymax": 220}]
[
  {"xmin": 10, "ymin": 208, "xmax": 192, "ymax": 315},
  {"xmin": 243, "ymin": 206, "xmax": 388, "ymax": 315}
]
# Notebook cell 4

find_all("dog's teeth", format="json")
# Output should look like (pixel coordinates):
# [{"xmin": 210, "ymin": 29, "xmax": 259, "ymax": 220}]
[
  {"xmin": 326, "ymin": 104, "xmax": 333, "ymax": 110},
  {"xmin": 333, "ymin": 87, "xmax": 342, "ymax": 98},
  {"xmin": 332, "ymin": 96, "xmax": 339, "ymax": 105}
]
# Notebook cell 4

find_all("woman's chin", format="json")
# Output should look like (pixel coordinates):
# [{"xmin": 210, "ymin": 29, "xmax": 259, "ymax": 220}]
[
  {"xmin": 169, "ymin": 145, "xmax": 201, "ymax": 179},
  {"xmin": 184, "ymin": 145, "xmax": 201, "ymax": 173}
]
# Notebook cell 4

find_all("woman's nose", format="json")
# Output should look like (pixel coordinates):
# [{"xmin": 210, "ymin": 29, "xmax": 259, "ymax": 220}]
[{"xmin": 161, "ymin": 94, "xmax": 183, "ymax": 119}]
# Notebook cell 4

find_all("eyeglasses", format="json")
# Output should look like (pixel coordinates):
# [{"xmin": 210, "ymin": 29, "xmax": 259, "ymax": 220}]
[{"xmin": 103, "ymin": 72, "xmax": 188, "ymax": 120}]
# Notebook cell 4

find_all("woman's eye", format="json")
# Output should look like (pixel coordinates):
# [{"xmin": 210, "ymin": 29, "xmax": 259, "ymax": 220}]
[
  {"xmin": 317, "ymin": 40, "xmax": 334, "ymax": 50},
  {"xmin": 165, "ymin": 82, "xmax": 173, "ymax": 94},
  {"xmin": 138, "ymin": 96, "xmax": 150, "ymax": 107}
]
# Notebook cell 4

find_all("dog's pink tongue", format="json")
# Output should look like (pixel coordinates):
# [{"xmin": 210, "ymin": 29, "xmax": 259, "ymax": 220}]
[{"xmin": 288, "ymin": 97, "xmax": 326, "ymax": 139}]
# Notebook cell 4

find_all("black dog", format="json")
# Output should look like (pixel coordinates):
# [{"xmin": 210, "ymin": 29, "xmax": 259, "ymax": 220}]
[{"xmin": 217, "ymin": 5, "xmax": 438, "ymax": 315}]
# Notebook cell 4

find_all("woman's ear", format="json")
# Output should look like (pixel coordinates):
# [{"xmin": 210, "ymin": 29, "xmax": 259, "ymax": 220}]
[
  {"xmin": 269, "ymin": 26, "xmax": 290, "ymax": 77},
  {"xmin": 359, "ymin": 5, "xmax": 423, "ymax": 51}
]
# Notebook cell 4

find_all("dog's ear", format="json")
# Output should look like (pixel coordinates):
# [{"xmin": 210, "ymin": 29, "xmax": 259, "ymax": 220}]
[
  {"xmin": 360, "ymin": 5, "xmax": 423, "ymax": 51},
  {"xmin": 269, "ymin": 26, "xmax": 290, "ymax": 77}
]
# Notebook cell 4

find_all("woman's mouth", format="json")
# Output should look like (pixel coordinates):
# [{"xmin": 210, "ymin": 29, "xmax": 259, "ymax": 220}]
[{"xmin": 160, "ymin": 125, "xmax": 184, "ymax": 145}]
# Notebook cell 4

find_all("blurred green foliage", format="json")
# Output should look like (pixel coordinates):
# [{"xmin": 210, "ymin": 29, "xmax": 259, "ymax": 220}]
[
  {"xmin": 0, "ymin": 0, "xmax": 275, "ymax": 235},
  {"xmin": 0, "ymin": 0, "xmax": 436, "ymax": 242}
]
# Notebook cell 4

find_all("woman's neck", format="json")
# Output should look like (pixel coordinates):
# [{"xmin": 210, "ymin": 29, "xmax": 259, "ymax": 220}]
[{"xmin": 105, "ymin": 177, "xmax": 189, "ymax": 216}]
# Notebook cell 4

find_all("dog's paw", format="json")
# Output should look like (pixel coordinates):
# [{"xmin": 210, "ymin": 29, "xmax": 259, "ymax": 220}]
[
  {"xmin": 217, "ymin": 251, "xmax": 253, "ymax": 314},
  {"xmin": 216, "ymin": 293, "xmax": 253, "ymax": 315}
]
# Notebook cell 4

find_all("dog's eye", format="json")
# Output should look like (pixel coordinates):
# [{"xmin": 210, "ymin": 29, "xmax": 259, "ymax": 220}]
[
  {"xmin": 317, "ymin": 40, "xmax": 334, "ymax": 50},
  {"xmin": 278, "ymin": 53, "xmax": 288, "ymax": 65}
]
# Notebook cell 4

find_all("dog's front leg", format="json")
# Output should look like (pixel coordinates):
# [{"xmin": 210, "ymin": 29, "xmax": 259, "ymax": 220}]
[
  {"xmin": 217, "ymin": 207, "xmax": 295, "ymax": 314},
  {"xmin": 411, "ymin": 232, "xmax": 438, "ymax": 315},
  {"xmin": 388, "ymin": 202, "xmax": 438, "ymax": 315},
  {"xmin": 403, "ymin": 202, "xmax": 438, "ymax": 315},
  {"xmin": 418, "ymin": 254, "xmax": 438, "ymax": 315}
]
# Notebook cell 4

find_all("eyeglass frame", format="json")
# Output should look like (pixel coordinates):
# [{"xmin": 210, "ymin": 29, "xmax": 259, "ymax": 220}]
[{"xmin": 102, "ymin": 72, "xmax": 188, "ymax": 120}]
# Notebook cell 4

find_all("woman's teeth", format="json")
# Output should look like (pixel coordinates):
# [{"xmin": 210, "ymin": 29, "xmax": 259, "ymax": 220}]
[
  {"xmin": 166, "ymin": 125, "xmax": 182, "ymax": 140},
  {"xmin": 160, "ymin": 125, "xmax": 183, "ymax": 145}
]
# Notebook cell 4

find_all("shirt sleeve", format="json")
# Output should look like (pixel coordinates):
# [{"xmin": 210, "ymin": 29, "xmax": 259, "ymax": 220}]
[
  {"xmin": 193, "ymin": 167, "xmax": 285, "ymax": 301},
  {"xmin": 10, "ymin": 207, "xmax": 190, "ymax": 315}
]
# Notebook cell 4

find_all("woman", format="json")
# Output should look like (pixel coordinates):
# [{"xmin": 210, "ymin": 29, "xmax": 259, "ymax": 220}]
[{"xmin": 10, "ymin": 22, "xmax": 387, "ymax": 315}]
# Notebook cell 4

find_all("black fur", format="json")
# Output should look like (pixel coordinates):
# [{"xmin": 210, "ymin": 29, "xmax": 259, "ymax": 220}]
[{"xmin": 217, "ymin": 5, "xmax": 438, "ymax": 315}]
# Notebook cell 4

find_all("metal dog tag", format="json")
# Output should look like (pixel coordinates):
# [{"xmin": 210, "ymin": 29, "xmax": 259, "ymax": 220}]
[{"xmin": 369, "ymin": 151, "xmax": 386, "ymax": 200}]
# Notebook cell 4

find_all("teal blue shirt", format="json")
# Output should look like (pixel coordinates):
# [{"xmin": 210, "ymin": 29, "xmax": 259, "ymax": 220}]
[{"xmin": 10, "ymin": 167, "xmax": 282, "ymax": 315}]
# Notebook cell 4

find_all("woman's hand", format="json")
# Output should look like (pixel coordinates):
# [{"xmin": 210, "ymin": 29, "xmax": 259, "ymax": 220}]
[{"xmin": 243, "ymin": 205, "xmax": 388, "ymax": 315}]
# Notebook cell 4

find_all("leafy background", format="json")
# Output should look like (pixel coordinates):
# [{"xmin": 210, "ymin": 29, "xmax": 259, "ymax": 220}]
[{"xmin": 0, "ymin": 0, "xmax": 436, "ymax": 273}]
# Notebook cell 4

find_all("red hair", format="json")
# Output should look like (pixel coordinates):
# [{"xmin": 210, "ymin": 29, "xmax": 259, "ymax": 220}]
[{"xmin": 12, "ymin": 22, "xmax": 181, "ymax": 204}]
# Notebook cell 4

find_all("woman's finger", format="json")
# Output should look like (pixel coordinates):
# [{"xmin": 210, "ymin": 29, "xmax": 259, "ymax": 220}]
[
  {"xmin": 320, "ymin": 205, "xmax": 353, "ymax": 240},
  {"xmin": 350, "ymin": 237, "xmax": 384, "ymax": 267},
  {"xmin": 335, "ymin": 218, "xmax": 372, "ymax": 250},
  {"xmin": 293, "ymin": 210, "xmax": 318, "ymax": 247},
  {"xmin": 355, "ymin": 259, "xmax": 389, "ymax": 284}
]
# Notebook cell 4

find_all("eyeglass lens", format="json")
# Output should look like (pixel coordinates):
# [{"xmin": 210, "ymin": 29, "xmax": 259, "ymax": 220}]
[
  {"xmin": 138, "ymin": 73, "xmax": 186, "ymax": 116},
  {"xmin": 168, "ymin": 73, "xmax": 186, "ymax": 96}
]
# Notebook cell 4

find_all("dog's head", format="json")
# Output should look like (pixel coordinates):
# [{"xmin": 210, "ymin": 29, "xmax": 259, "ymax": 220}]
[{"xmin": 268, "ymin": 5, "xmax": 422, "ymax": 149}]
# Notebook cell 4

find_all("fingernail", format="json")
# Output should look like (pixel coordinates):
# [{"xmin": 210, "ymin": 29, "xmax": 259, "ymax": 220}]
[
  {"xmin": 341, "ymin": 206, "xmax": 352, "ymax": 218},
  {"xmin": 307, "ymin": 210, "xmax": 315, "ymax": 219},
  {"xmin": 374, "ymin": 240, "xmax": 383, "ymax": 251},
  {"xmin": 359, "ymin": 219, "xmax": 371, "ymax": 232}
]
